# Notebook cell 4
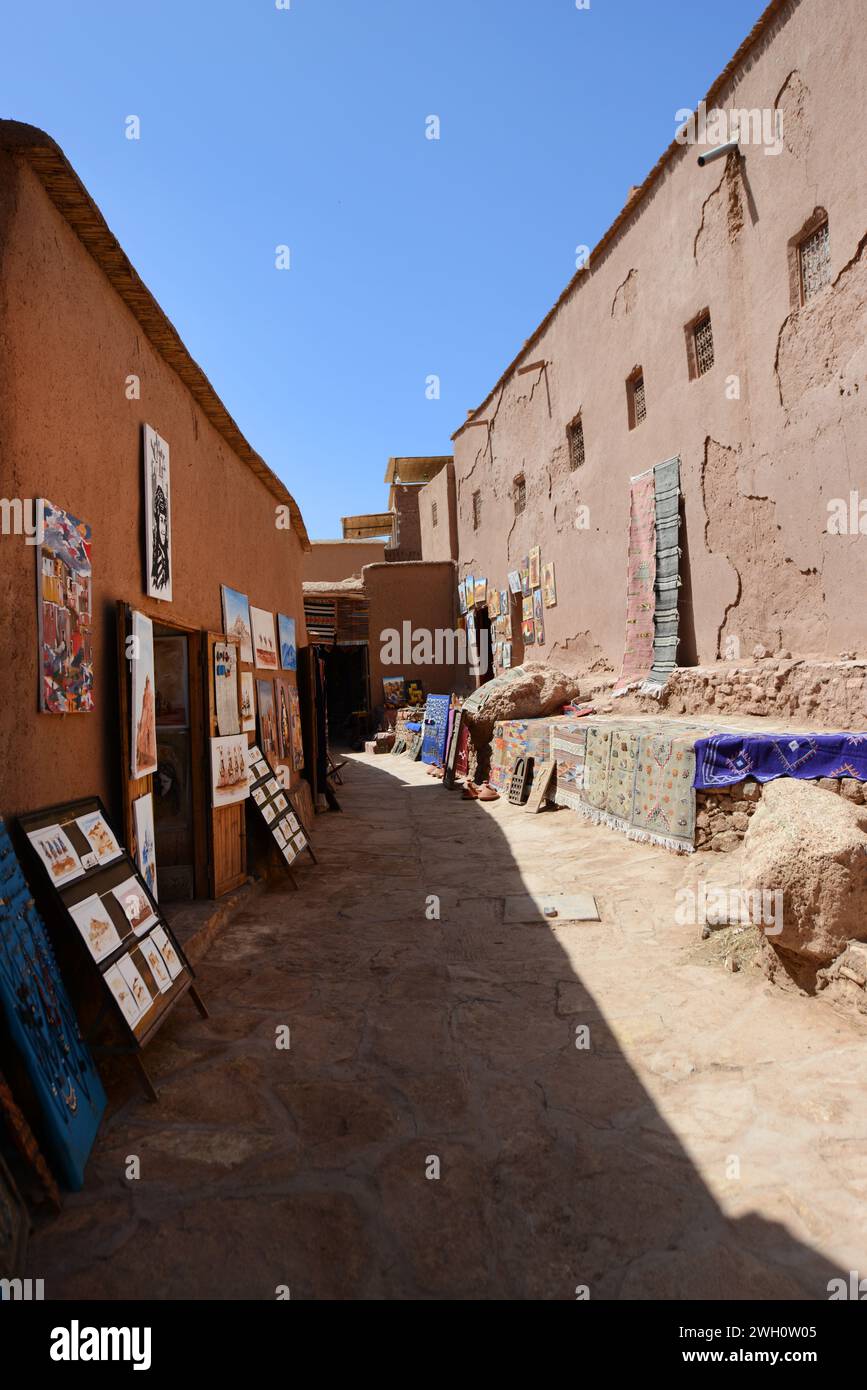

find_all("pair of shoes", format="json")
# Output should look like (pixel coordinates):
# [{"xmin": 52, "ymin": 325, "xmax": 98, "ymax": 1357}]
[{"xmin": 476, "ymin": 784, "xmax": 499, "ymax": 801}]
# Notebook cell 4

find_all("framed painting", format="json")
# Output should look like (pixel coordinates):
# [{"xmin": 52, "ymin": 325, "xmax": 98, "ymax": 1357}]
[
  {"xmin": 133, "ymin": 791, "xmax": 158, "ymax": 899},
  {"xmin": 277, "ymin": 614, "xmax": 297, "ymax": 671},
  {"xmin": 130, "ymin": 611, "xmax": 158, "ymax": 778},
  {"xmin": 240, "ymin": 671, "xmax": 256, "ymax": 732},
  {"xmin": 256, "ymin": 678, "xmax": 278, "ymax": 761},
  {"xmin": 144, "ymin": 424, "xmax": 172, "ymax": 601},
  {"xmin": 37, "ymin": 499, "xmax": 94, "ymax": 713},
  {"xmin": 473, "ymin": 577, "xmax": 487, "ymax": 607},
  {"xmin": 542, "ymin": 561, "xmax": 557, "ymax": 608},
  {"xmin": 250, "ymin": 606, "xmax": 279, "ymax": 670},
  {"xmin": 221, "ymin": 586, "xmax": 254, "ymax": 664},
  {"xmin": 528, "ymin": 546, "xmax": 541, "ymax": 589},
  {"xmin": 209, "ymin": 733, "xmax": 251, "ymax": 809},
  {"xmin": 287, "ymin": 683, "xmax": 304, "ymax": 771},
  {"xmin": 214, "ymin": 640, "xmax": 240, "ymax": 736},
  {"xmin": 382, "ymin": 675, "xmax": 406, "ymax": 708},
  {"xmin": 533, "ymin": 588, "xmax": 546, "ymax": 645}
]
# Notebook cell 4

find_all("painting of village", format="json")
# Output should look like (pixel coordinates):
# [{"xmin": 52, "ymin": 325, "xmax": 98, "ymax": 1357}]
[
  {"xmin": 221, "ymin": 585, "xmax": 254, "ymax": 664},
  {"xmin": 38, "ymin": 499, "xmax": 94, "ymax": 713}
]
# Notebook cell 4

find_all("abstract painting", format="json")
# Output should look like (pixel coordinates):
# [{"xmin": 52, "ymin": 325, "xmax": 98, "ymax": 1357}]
[
  {"xmin": 133, "ymin": 792, "xmax": 158, "ymax": 899},
  {"xmin": 214, "ymin": 640, "xmax": 240, "ymax": 736},
  {"xmin": 68, "ymin": 894, "xmax": 123, "ymax": 965},
  {"xmin": 37, "ymin": 499, "xmax": 93, "ymax": 713},
  {"xmin": 256, "ymin": 679, "xmax": 278, "ymax": 761},
  {"xmin": 144, "ymin": 424, "xmax": 172, "ymax": 602},
  {"xmin": 221, "ymin": 586, "xmax": 253, "ymax": 664},
  {"xmin": 239, "ymin": 671, "xmax": 256, "ymax": 732},
  {"xmin": 210, "ymin": 733, "xmax": 250, "ymax": 809},
  {"xmin": 130, "ymin": 611, "xmax": 158, "ymax": 778},
  {"xmin": 542, "ymin": 561, "xmax": 557, "ymax": 608},
  {"xmin": 277, "ymin": 614, "xmax": 297, "ymax": 671},
  {"xmin": 250, "ymin": 606, "xmax": 279, "ymax": 670}
]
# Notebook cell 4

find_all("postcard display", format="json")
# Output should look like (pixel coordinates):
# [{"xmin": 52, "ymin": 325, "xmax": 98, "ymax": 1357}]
[
  {"xmin": 18, "ymin": 797, "xmax": 207, "ymax": 1102},
  {"xmin": 245, "ymin": 745, "xmax": 315, "ymax": 883},
  {"xmin": 0, "ymin": 817, "xmax": 106, "ymax": 1189}
]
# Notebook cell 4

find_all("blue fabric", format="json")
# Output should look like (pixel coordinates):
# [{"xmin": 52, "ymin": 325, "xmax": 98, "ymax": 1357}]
[
  {"xmin": 420, "ymin": 695, "xmax": 451, "ymax": 765},
  {"xmin": 694, "ymin": 732, "xmax": 867, "ymax": 789},
  {"xmin": 0, "ymin": 818, "xmax": 106, "ymax": 1189}
]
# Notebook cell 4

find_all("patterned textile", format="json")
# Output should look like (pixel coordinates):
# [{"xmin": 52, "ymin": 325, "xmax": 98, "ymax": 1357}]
[
  {"xmin": 489, "ymin": 715, "xmax": 575, "ymax": 793},
  {"xmin": 550, "ymin": 724, "xmax": 588, "ymax": 810},
  {"xmin": 420, "ymin": 694, "xmax": 451, "ymax": 765},
  {"xmin": 614, "ymin": 472, "xmax": 657, "ymax": 692},
  {"xmin": 694, "ymin": 731, "xmax": 867, "ymax": 789},
  {"xmin": 582, "ymin": 726, "xmax": 613, "ymax": 809},
  {"xmin": 606, "ymin": 727, "xmax": 643, "ymax": 821},
  {"xmin": 631, "ymin": 731, "xmax": 697, "ymax": 851},
  {"xmin": 643, "ymin": 456, "xmax": 682, "ymax": 694}
]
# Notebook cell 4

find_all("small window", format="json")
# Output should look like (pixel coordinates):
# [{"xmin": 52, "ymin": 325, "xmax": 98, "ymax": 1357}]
[
  {"xmin": 431, "ymin": 501, "xmax": 438, "ymax": 528},
  {"xmin": 567, "ymin": 414, "xmax": 585, "ymax": 470},
  {"xmin": 799, "ymin": 219, "xmax": 830, "ymax": 302},
  {"xmin": 472, "ymin": 490, "xmax": 482, "ymax": 530},
  {"xmin": 514, "ymin": 474, "xmax": 526, "ymax": 515},
  {"xmin": 685, "ymin": 311, "xmax": 714, "ymax": 380},
  {"xmin": 626, "ymin": 370, "xmax": 646, "ymax": 430}
]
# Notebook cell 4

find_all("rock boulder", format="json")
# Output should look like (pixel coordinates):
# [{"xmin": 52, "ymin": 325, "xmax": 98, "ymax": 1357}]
[{"xmin": 741, "ymin": 779, "xmax": 867, "ymax": 965}]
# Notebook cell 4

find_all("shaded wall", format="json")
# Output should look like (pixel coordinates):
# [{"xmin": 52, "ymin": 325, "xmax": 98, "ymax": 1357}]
[
  {"xmin": 419, "ymin": 463, "xmax": 458, "ymax": 563},
  {"xmin": 453, "ymin": 0, "xmax": 867, "ymax": 675},
  {"xmin": 304, "ymin": 539, "xmax": 385, "ymax": 583},
  {"xmin": 364, "ymin": 561, "xmax": 460, "ymax": 709},
  {"xmin": 0, "ymin": 151, "xmax": 308, "ymax": 821}
]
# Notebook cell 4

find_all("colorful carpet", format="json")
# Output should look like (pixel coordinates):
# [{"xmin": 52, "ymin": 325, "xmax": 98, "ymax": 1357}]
[
  {"xmin": 550, "ymin": 724, "xmax": 588, "ymax": 810},
  {"xmin": 631, "ymin": 730, "xmax": 697, "ymax": 851},
  {"xmin": 694, "ymin": 731, "xmax": 867, "ymax": 788},
  {"xmin": 642, "ymin": 455, "xmax": 683, "ymax": 694},
  {"xmin": 614, "ymin": 471, "xmax": 657, "ymax": 692}
]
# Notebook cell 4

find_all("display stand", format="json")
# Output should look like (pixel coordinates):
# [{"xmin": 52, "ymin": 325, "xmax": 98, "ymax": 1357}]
[
  {"xmin": 18, "ymin": 797, "xmax": 207, "ymax": 1103},
  {"xmin": 245, "ymin": 746, "xmax": 317, "ymax": 886},
  {"xmin": 442, "ymin": 708, "xmax": 464, "ymax": 791}
]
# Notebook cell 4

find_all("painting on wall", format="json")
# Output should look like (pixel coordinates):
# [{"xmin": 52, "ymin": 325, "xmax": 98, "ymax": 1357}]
[
  {"xmin": 542, "ymin": 562, "xmax": 557, "ymax": 608},
  {"xmin": 473, "ymin": 577, "xmax": 487, "ymax": 607},
  {"xmin": 210, "ymin": 733, "xmax": 250, "ymax": 809},
  {"xmin": 274, "ymin": 677, "xmax": 292, "ymax": 761},
  {"xmin": 144, "ymin": 425, "xmax": 172, "ymax": 602},
  {"xmin": 520, "ymin": 562, "xmax": 531, "ymax": 597},
  {"xmin": 240, "ymin": 671, "xmax": 256, "ymax": 732},
  {"xmin": 130, "ymin": 611, "xmax": 158, "ymax": 778},
  {"xmin": 533, "ymin": 588, "xmax": 546, "ymax": 645},
  {"xmin": 256, "ymin": 679, "xmax": 278, "ymax": 761},
  {"xmin": 522, "ymin": 618, "xmax": 535, "ymax": 645},
  {"xmin": 250, "ymin": 606, "xmax": 279, "ymax": 670},
  {"xmin": 528, "ymin": 546, "xmax": 541, "ymax": 590},
  {"xmin": 133, "ymin": 792, "xmax": 158, "ymax": 900},
  {"xmin": 287, "ymin": 683, "xmax": 304, "ymax": 771},
  {"xmin": 382, "ymin": 675, "xmax": 406, "ymax": 708},
  {"xmin": 487, "ymin": 586, "xmax": 501, "ymax": 618},
  {"xmin": 214, "ymin": 640, "xmax": 240, "ymax": 736},
  {"xmin": 406, "ymin": 680, "xmax": 425, "ymax": 706},
  {"xmin": 458, "ymin": 580, "xmax": 467, "ymax": 615},
  {"xmin": 522, "ymin": 594, "xmax": 533, "ymax": 621},
  {"xmin": 37, "ymin": 499, "xmax": 94, "ymax": 713},
  {"xmin": 465, "ymin": 576, "xmax": 475, "ymax": 608},
  {"xmin": 277, "ymin": 614, "xmax": 297, "ymax": 671},
  {"xmin": 508, "ymin": 570, "xmax": 522, "ymax": 595},
  {"xmin": 221, "ymin": 586, "xmax": 254, "ymax": 664}
]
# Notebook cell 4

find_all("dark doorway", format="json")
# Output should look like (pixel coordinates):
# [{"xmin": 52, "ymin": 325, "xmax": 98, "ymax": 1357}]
[
  {"xmin": 322, "ymin": 644, "xmax": 369, "ymax": 748},
  {"xmin": 152, "ymin": 625, "xmax": 196, "ymax": 901}
]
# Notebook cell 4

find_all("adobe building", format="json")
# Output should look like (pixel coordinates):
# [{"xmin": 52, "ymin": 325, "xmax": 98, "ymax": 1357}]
[
  {"xmin": 438, "ymin": 0, "xmax": 866, "ymax": 695},
  {"xmin": 0, "ymin": 121, "xmax": 311, "ymax": 900}
]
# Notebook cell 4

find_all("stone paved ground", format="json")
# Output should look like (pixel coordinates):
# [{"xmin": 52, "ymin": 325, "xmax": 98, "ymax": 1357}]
[{"xmin": 27, "ymin": 754, "xmax": 867, "ymax": 1299}]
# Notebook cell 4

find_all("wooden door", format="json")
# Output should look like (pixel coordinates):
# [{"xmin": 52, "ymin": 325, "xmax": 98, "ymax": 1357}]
[
  {"xmin": 116, "ymin": 601, "xmax": 154, "ymax": 856},
  {"xmin": 203, "ymin": 631, "xmax": 247, "ymax": 897}
]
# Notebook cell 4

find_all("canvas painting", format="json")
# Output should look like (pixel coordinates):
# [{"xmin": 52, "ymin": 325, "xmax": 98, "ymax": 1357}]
[
  {"xmin": 215, "ymin": 640, "xmax": 240, "ymax": 736},
  {"xmin": 277, "ymin": 614, "xmax": 297, "ymax": 671},
  {"xmin": 250, "ymin": 606, "xmax": 279, "ymax": 669},
  {"xmin": 487, "ymin": 586, "xmax": 501, "ymax": 618},
  {"xmin": 104, "ymin": 962, "xmax": 141, "ymax": 1028},
  {"xmin": 141, "ymin": 934, "xmax": 172, "ymax": 994},
  {"xmin": 406, "ymin": 680, "xmax": 425, "ymax": 706},
  {"xmin": 533, "ymin": 588, "xmax": 546, "ymax": 644},
  {"xmin": 38, "ymin": 499, "xmax": 94, "ymax": 713},
  {"xmin": 522, "ymin": 618, "xmax": 535, "ymax": 645},
  {"xmin": 522, "ymin": 594, "xmax": 533, "ymax": 621},
  {"xmin": 287, "ymin": 683, "xmax": 304, "ymax": 771},
  {"xmin": 151, "ymin": 924, "xmax": 183, "ymax": 980},
  {"xmin": 221, "ymin": 586, "xmax": 254, "ymax": 664},
  {"xmin": 117, "ymin": 952, "xmax": 154, "ymax": 1020},
  {"xmin": 256, "ymin": 680, "xmax": 278, "ymax": 761},
  {"xmin": 133, "ymin": 792, "xmax": 158, "ymax": 900},
  {"xmin": 240, "ymin": 671, "xmax": 256, "ymax": 732},
  {"xmin": 68, "ymin": 894, "xmax": 123, "ymax": 964},
  {"xmin": 465, "ymin": 576, "xmax": 475, "ymax": 608},
  {"xmin": 503, "ymin": 642, "xmax": 512, "ymax": 669},
  {"xmin": 382, "ymin": 675, "xmax": 406, "ymax": 708},
  {"xmin": 153, "ymin": 634, "xmax": 188, "ymax": 725},
  {"xmin": 528, "ymin": 546, "xmax": 541, "ymax": 589},
  {"xmin": 26, "ymin": 824, "xmax": 84, "ymax": 886},
  {"xmin": 520, "ymin": 565, "xmax": 531, "ymax": 597},
  {"xmin": 542, "ymin": 561, "xmax": 557, "ymax": 608},
  {"xmin": 112, "ymin": 877, "xmax": 158, "ymax": 938},
  {"xmin": 508, "ymin": 570, "xmax": 522, "ymax": 595},
  {"xmin": 144, "ymin": 425, "xmax": 172, "ymax": 602},
  {"xmin": 75, "ymin": 811, "xmax": 123, "ymax": 866},
  {"xmin": 458, "ymin": 579, "xmax": 467, "ymax": 615},
  {"xmin": 130, "ymin": 611, "xmax": 158, "ymax": 777},
  {"xmin": 474, "ymin": 577, "xmax": 487, "ymax": 607},
  {"xmin": 500, "ymin": 588, "xmax": 508, "ymax": 619},
  {"xmin": 274, "ymin": 677, "xmax": 293, "ymax": 761},
  {"xmin": 210, "ymin": 733, "xmax": 250, "ymax": 808}
]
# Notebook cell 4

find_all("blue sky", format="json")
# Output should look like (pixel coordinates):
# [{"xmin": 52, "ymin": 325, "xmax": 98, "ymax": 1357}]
[{"xmin": 3, "ymin": 0, "xmax": 768, "ymax": 537}]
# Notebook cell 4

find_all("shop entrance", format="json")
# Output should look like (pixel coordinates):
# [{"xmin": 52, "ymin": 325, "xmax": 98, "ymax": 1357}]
[
  {"xmin": 152, "ymin": 624, "xmax": 204, "ymax": 901},
  {"xmin": 322, "ymin": 643, "xmax": 369, "ymax": 748}
]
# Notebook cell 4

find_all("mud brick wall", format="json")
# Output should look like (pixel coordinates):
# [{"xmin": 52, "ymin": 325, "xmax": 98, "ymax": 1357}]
[
  {"xmin": 653, "ymin": 659, "xmax": 867, "ymax": 729},
  {"xmin": 697, "ymin": 773, "xmax": 867, "ymax": 851}
]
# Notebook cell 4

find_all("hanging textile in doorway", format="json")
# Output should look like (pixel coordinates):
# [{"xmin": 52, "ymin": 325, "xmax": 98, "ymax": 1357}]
[{"xmin": 420, "ymin": 695, "xmax": 451, "ymax": 766}]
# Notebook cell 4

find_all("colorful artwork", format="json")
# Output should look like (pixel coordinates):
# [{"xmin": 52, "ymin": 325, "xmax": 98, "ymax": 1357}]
[
  {"xmin": 542, "ymin": 561, "xmax": 557, "ymax": 608},
  {"xmin": 421, "ymin": 694, "xmax": 451, "ymax": 766},
  {"xmin": 465, "ymin": 576, "xmax": 475, "ymax": 608},
  {"xmin": 68, "ymin": 894, "xmax": 123, "ymax": 964},
  {"xmin": 528, "ymin": 546, "xmax": 541, "ymax": 589},
  {"xmin": 487, "ymin": 586, "xmax": 501, "ymax": 618},
  {"xmin": 500, "ymin": 588, "xmax": 508, "ymax": 618},
  {"xmin": 75, "ymin": 811, "xmax": 123, "ymax": 865},
  {"xmin": 474, "ymin": 577, "xmax": 487, "ymax": 607},
  {"xmin": 221, "ymin": 586, "xmax": 254, "ymax": 664},
  {"xmin": 133, "ymin": 792, "xmax": 158, "ymax": 899},
  {"xmin": 382, "ymin": 675, "xmax": 406, "ymax": 708},
  {"xmin": 111, "ymin": 877, "xmax": 157, "ymax": 938},
  {"xmin": 458, "ymin": 580, "xmax": 468, "ymax": 615},
  {"xmin": 240, "ymin": 671, "xmax": 256, "ymax": 732},
  {"xmin": 256, "ymin": 679, "xmax": 278, "ymax": 761},
  {"xmin": 533, "ymin": 589, "xmax": 545, "ymax": 644},
  {"xmin": 520, "ymin": 564, "xmax": 531, "ymax": 597},
  {"xmin": 277, "ymin": 614, "xmax": 297, "ymax": 671},
  {"xmin": 522, "ymin": 594, "xmax": 533, "ymax": 621},
  {"xmin": 250, "ymin": 606, "xmax": 279, "ymax": 669},
  {"xmin": 26, "ymin": 824, "xmax": 84, "ymax": 886},
  {"xmin": 130, "ymin": 611, "xmax": 158, "ymax": 777},
  {"xmin": 153, "ymin": 635, "xmax": 188, "ymax": 726},
  {"xmin": 287, "ymin": 683, "xmax": 304, "ymax": 771},
  {"xmin": 37, "ymin": 499, "xmax": 93, "ymax": 713},
  {"xmin": 0, "ymin": 819, "xmax": 106, "ymax": 1189},
  {"xmin": 406, "ymin": 680, "xmax": 425, "ymax": 706},
  {"xmin": 522, "ymin": 618, "xmax": 535, "ymax": 645},
  {"xmin": 210, "ymin": 733, "xmax": 250, "ymax": 808},
  {"xmin": 215, "ymin": 640, "xmax": 240, "ymax": 736},
  {"xmin": 508, "ymin": 570, "xmax": 522, "ymax": 595},
  {"xmin": 144, "ymin": 425, "xmax": 172, "ymax": 602}
]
